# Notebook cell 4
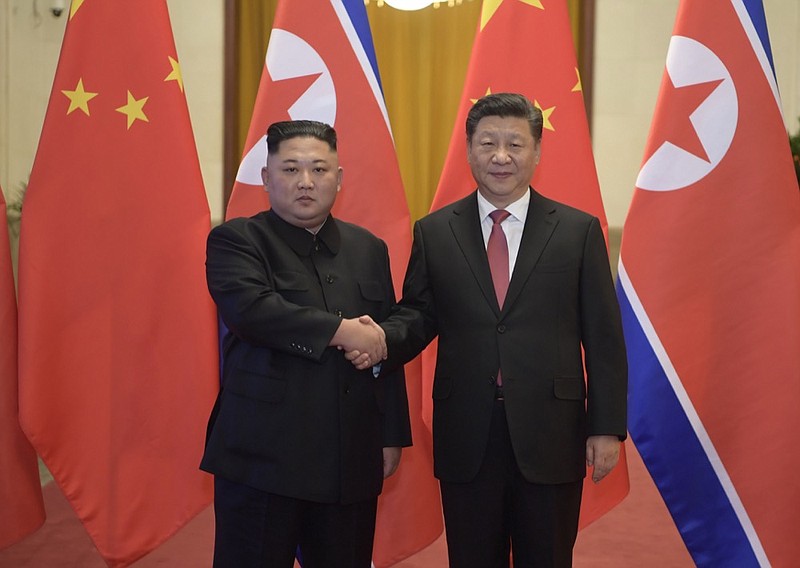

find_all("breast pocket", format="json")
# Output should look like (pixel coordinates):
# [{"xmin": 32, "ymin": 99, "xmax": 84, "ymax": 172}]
[
  {"xmin": 358, "ymin": 280, "xmax": 384, "ymax": 302},
  {"xmin": 274, "ymin": 271, "xmax": 310, "ymax": 304}
]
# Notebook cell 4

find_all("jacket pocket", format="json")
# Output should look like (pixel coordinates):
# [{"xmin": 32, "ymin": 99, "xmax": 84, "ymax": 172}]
[
  {"xmin": 553, "ymin": 376, "xmax": 586, "ymax": 401},
  {"xmin": 432, "ymin": 376, "xmax": 452, "ymax": 400}
]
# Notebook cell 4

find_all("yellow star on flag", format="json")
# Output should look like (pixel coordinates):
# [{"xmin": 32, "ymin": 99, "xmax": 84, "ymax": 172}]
[
  {"xmin": 481, "ymin": 0, "xmax": 544, "ymax": 31},
  {"xmin": 69, "ymin": 0, "xmax": 86, "ymax": 19},
  {"xmin": 470, "ymin": 87, "xmax": 493, "ymax": 105},
  {"xmin": 165, "ymin": 56, "xmax": 184, "ymax": 92},
  {"xmin": 116, "ymin": 91, "xmax": 149, "ymax": 129},
  {"xmin": 534, "ymin": 99, "xmax": 556, "ymax": 131},
  {"xmin": 572, "ymin": 68, "xmax": 582, "ymax": 92},
  {"xmin": 62, "ymin": 78, "xmax": 98, "ymax": 116}
]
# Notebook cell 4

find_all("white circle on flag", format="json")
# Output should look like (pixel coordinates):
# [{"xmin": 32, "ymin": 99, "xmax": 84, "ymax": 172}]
[
  {"xmin": 235, "ymin": 29, "xmax": 336, "ymax": 186},
  {"xmin": 636, "ymin": 35, "xmax": 737, "ymax": 192}
]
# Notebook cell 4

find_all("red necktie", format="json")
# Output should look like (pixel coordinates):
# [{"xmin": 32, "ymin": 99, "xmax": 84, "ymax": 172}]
[
  {"xmin": 488, "ymin": 210, "xmax": 511, "ymax": 307},
  {"xmin": 488, "ymin": 210, "xmax": 510, "ymax": 389}
]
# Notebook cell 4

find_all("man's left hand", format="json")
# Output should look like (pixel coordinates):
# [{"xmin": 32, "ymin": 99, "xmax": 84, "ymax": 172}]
[
  {"xmin": 383, "ymin": 447, "xmax": 402, "ymax": 478},
  {"xmin": 586, "ymin": 435, "xmax": 620, "ymax": 483}
]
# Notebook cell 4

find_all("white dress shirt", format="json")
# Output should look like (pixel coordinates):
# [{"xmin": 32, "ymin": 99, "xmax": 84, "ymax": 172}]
[{"xmin": 477, "ymin": 188, "xmax": 530, "ymax": 281}]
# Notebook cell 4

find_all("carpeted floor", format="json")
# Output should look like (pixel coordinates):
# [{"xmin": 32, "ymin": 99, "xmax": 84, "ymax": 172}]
[{"xmin": 0, "ymin": 439, "xmax": 693, "ymax": 567}]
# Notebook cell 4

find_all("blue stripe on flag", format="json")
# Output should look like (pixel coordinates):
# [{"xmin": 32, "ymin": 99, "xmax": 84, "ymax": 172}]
[
  {"xmin": 617, "ymin": 283, "xmax": 761, "ymax": 568},
  {"xmin": 341, "ymin": 0, "xmax": 383, "ymax": 92},
  {"xmin": 741, "ymin": 0, "xmax": 775, "ymax": 73}
]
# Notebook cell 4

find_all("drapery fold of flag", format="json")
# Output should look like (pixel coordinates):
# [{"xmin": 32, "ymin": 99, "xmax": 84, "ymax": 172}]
[
  {"xmin": 226, "ymin": 1, "xmax": 442, "ymax": 565},
  {"xmin": 17, "ymin": 1, "xmax": 219, "ymax": 566},
  {"xmin": 0, "ymin": 186, "xmax": 45, "ymax": 551},
  {"xmin": 618, "ymin": 0, "xmax": 800, "ymax": 565},
  {"xmin": 429, "ymin": 0, "xmax": 629, "ymax": 528}
]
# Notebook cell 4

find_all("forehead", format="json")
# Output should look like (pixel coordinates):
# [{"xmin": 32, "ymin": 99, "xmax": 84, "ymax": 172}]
[
  {"xmin": 271, "ymin": 136, "xmax": 336, "ymax": 161},
  {"xmin": 471, "ymin": 115, "xmax": 533, "ymax": 140}
]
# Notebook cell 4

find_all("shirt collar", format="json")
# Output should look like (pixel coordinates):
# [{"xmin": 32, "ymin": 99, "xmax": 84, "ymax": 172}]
[{"xmin": 477, "ymin": 187, "xmax": 530, "ymax": 224}]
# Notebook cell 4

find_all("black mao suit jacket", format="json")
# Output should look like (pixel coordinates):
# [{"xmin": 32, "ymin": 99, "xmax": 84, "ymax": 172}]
[
  {"xmin": 201, "ymin": 210, "xmax": 411, "ymax": 505},
  {"xmin": 382, "ymin": 189, "xmax": 627, "ymax": 485}
]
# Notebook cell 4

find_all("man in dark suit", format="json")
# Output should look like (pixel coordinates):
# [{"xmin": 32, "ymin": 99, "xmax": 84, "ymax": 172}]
[
  {"xmin": 201, "ymin": 120, "xmax": 411, "ymax": 568},
  {"xmin": 353, "ymin": 93, "xmax": 627, "ymax": 567}
]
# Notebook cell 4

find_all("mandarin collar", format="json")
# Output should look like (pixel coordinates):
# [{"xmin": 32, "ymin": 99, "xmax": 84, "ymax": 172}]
[{"xmin": 265, "ymin": 209, "xmax": 341, "ymax": 256}]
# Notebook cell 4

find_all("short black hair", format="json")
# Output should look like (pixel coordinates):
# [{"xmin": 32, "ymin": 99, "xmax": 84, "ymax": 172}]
[
  {"xmin": 266, "ymin": 120, "xmax": 338, "ymax": 155},
  {"xmin": 465, "ymin": 93, "xmax": 543, "ymax": 143}
]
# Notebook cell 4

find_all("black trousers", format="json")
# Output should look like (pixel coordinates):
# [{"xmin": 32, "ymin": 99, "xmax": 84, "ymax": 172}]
[
  {"xmin": 440, "ymin": 400, "xmax": 583, "ymax": 568},
  {"xmin": 212, "ymin": 476, "xmax": 378, "ymax": 568}
]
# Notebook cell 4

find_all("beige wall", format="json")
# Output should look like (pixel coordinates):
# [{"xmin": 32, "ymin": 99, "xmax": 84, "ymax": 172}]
[
  {"xmin": 593, "ymin": 0, "xmax": 800, "ymax": 227},
  {"xmin": 0, "ymin": 0, "xmax": 225, "ymax": 223},
  {"xmin": 2, "ymin": 1, "xmax": 798, "ymax": 229}
]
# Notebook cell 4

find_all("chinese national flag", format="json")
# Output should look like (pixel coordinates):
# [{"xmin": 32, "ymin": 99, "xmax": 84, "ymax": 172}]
[
  {"xmin": 0, "ymin": 185, "xmax": 45, "ymax": 550},
  {"xmin": 226, "ymin": 0, "xmax": 442, "ymax": 565},
  {"xmin": 17, "ymin": 2, "xmax": 218, "ymax": 566},
  {"xmin": 430, "ymin": 0, "xmax": 629, "ymax": 528}
]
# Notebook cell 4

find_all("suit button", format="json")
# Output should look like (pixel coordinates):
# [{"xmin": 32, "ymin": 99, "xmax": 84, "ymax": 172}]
[
  {"xmin": 334, "ymin": 309, "xmax": 343, "ymax": 317},
  {"xmin": 497, "ymin": 325, "xmax": 506, "ymax": 333},
  {"xmin": 326, "ymin": 274, "xmax": 334, "ymax": 284},
  {"xmin": 488, "ymin": 377, "xmax": 495, "ymax": 385}
]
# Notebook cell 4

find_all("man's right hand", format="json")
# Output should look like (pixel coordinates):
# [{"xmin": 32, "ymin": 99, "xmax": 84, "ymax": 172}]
[{"xmin": 330, "ymin": 316, "xmax": 386, "ymax": 367}]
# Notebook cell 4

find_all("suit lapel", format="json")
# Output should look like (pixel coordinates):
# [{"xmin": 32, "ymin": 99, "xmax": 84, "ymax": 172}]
[
  {"xmin": 503, "ymin": 190, "xmax": 558, "ymax": 313},
  {"xmin": 448, "ymin": 192, "xmax": 502, "ymax": 314}
]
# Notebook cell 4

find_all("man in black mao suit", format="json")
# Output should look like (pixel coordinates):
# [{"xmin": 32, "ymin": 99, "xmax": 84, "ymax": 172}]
[
  {"xmin": 361, "ymin": 93, "xmax": 627, "ymax": 567},
  {"xmin": 201, "ymin": 120, "xmax": 411, "ymax": 568}
]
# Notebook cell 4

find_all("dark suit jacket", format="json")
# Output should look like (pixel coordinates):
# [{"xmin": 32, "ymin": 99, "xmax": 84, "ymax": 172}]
[
  {"xmin": 382, "ymin": 189, "xmax": 626, "ymax": 485},
  {"xmin": 201, "ymin": 210, "xmax": 411, "ymax": 505}
]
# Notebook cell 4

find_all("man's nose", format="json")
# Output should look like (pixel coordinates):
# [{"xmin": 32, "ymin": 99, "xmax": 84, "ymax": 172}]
[
  {"xmin": 492, "ymin": 148, "xmax": 511, "ymax": 163},
  {"xmin": 298, "ymin": 171, "xmax": 314, "ymax": 189}
]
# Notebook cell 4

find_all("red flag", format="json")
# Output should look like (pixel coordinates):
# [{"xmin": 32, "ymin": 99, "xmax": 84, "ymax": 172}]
[
  {"xmin": 226, "ymin": 0, "xmax": 442, "ymax": 565},
  {"xmin": 17, "ymin": 2, "xmax": 218, "ymax": 566},
  {"xmin": 0, "ymin": 185, "xmax": 45, "ymax": 550},
  {"xmin": 618, "ymin": 0, "xmax": 800, "ymax": 565},
  {"xmin": 430, "ymin": 0, "xmax": 629, "ymax": 528}
]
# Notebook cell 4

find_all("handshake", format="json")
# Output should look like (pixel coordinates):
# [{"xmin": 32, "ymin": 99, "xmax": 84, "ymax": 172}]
[{"xmin": 330, "ymin": 315, "xmax": 386, "ymax": 371}]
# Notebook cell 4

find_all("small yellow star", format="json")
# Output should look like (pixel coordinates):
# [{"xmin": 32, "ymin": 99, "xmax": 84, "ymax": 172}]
[
  {"xmin": 165, "ymin": 56, "xmax": 184, "ymax": 92},
  {"xmin": 62, "ymin": 78, "xmax": 98, "ymax": 116},
  {"xmin": 481, "ymin": 0, "xmax": 544, "ymax": 31},
  {"xmin": 534, "ymin": 99, "xmax": 556, "ymax": 131},
  {"xmin": 115, "ymin": 91, "xmax": 149, "ymax": 129},
  {"xmin": 70, "ymin": 0, "xmax": 86, "ymax": 19},
  {"xmin": 572, "ymin": 68, "xmax": 582, "ymax": 93},
  {"xmin": 470, "ymin": 87, "xmax": 493, "ymax": 105}
]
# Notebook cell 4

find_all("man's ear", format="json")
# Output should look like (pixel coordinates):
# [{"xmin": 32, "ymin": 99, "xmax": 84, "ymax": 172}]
[
  {"xmin": 336, "ymin": 166, "xmax": 343, "ymax": 192},
  {"xmin": 261, "ymin": 166, "xmax": 269, "ymax": 191}
]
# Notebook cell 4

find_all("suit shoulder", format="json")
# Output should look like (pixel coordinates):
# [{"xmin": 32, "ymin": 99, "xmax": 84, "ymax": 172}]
[
  {"xmin": 209, "ymin": 213, "xmax": 269, "ymax": 239},
  {"xmin": 418, "ymin": 193, "xmax": 475, "ymax": 226},
  {"xmin": 334, "ymin": 219, "xmax": 388, "ymax": 249},
  {"xmin": 536, "ymin": 193, "xmax": 598, "ymax": 226}
]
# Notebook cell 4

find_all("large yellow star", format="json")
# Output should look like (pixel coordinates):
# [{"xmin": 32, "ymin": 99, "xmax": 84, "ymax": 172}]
[
  {"xmin": 534, "ymin": 99, "xmax": 555, "ymax": 131},
  {"xmin": 61, "ymin": 78, "xmax": 98, "ymax": 116},
  {"xmin": 115, "ymin": 91, "xmax": 149, "ymax": 129},
  {"xmin": 481, "ymin": 0, "xmax": 544, "ymax": 31},
  {"xmin": 69, "ymin": 0, "xmax": 86, "ymax": 19},
  {"xmin": 165, "ymin": 56, "xmax": 184, "ymax": 92},
  {"xmin": 572, "ymin": 68, "xmax": 582, "ymax": 93}
]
